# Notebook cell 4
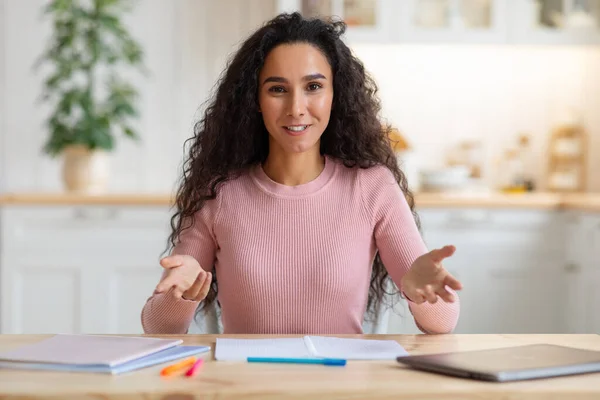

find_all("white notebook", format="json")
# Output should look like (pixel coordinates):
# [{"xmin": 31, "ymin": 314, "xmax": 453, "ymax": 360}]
[
  {"xmin": 215, "ymin": 336, "xmax": 408, "ymax": 361},
  {"xmin": 0, "ymin": 334, "xmax": 183, "ymax": 367}
]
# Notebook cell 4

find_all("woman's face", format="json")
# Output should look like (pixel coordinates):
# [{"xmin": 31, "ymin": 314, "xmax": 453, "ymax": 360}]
[{"xmin": 258, "ymin": 43, "xmax": 333, "ymax": 156}]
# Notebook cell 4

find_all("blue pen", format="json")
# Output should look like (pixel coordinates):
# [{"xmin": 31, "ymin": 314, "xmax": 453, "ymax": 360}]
[{"xmin": 247, "ymin": 357, "xmax": 346, "ymax": 366}]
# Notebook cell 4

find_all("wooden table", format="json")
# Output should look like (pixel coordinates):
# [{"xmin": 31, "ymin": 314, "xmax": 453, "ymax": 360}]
[{"xmin": 0, "ymin": 334, "xmax": 599, "ymax": 399}]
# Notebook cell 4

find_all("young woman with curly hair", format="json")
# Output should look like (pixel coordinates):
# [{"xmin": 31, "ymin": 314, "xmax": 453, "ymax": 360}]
[{"xmin": 141, "ymin": 12, "xmax": 461, "ymax": 335}]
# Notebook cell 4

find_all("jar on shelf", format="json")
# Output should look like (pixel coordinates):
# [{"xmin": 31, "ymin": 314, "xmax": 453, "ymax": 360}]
[
  {"xmin": 500, "ymin": 148, "xmax": 527, "ymax": 193},
  {"xmin": 517, "ymin": 133, "xmax": 536, "ymax": 191},
  {"xmin": 546, "ymin": 109, "xmax": 588, "ymax": 192}
]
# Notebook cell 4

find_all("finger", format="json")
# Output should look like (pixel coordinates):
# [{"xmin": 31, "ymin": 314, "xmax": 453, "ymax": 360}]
[
  {"xmin": 424, "ymin": 285, "xmax": 438, "ymax": 304},
  {"xmin": 428, "ymin": 245, "xmax": 456, "ymax": 263},
  {"xmin": 437, "ymin": 286, "xmax": 455, "ymax": 303},
  {"xmin": 411, "ymin": 289, "xmax": 426, "ymax": 304},
  {"xmin": 194, "ymin": 272, "xmax": 212, "ymax": 301},
  {"xmin": 443, "ymin": 274, "xmax": 463, "ymax": 291},
  {"xmin": 160, "ymin": 255, "xmax": 185, "ymax": 269},
  {"xmin": 155, "ymin": 274, "xmax": 178, "ymax": 293},
  {"xmin": 182, "ymin": 271, "xmax": 207, "ymax": 300},
  {"xmin": 171, "ymin": 286, "xmax": 184, "ymax": 299}
]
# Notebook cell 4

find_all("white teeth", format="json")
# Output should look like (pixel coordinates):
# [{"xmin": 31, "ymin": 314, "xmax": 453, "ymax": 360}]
[{"xmin": 286, "ymin": 125, "xmax": 308, "ymax": 132}]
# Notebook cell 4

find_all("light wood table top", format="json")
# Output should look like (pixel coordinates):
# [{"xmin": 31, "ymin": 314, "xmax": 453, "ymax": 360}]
[
  {"xmin": 2, "ymin": 192, "xmax": 600, "ymax": 211},
  {"xmin": 0, "ymin": 334, "xmax": 599, "ymax": 399}
]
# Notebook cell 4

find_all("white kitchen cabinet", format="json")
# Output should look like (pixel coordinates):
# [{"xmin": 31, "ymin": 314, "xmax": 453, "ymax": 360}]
[
  {"xmin": 510, "ymin": 0, "xmax": 600, "ymax": 45},
  {"xmin": 589, "ymin": 217, "xmax": 600, "ymax": 332},
  {"xmin": 0, "ymin": 206, "xmax": 172, "ymax": 334},
  {"xmin": 277, "ymin": 0, "xmax": 398, "ymax": 43},
  {"xmin": 388, "ymin": 208, "xmax": 565, "ymax": 334},
  {"xmin": 1, "ymin": 203, "xmax": 598, "ymax": 335},
  {"xmin": 276, "ymin": 0, "xmax": 508, "ymax": 44},
  {"xmin": 568, "ymin": 212, "xmax": 600, "ymax": 333},
  {"xmin": 399, "ymin": 0, "xmax": 510, "ymax": 44},
  {"xmin": 562, "ymin": 211, "xmax": 591, "ymax": 333},
  {"xmin": 402, "ymin": 0, "xmax": 600, "ymax": 45},
  {"xmin": 276, "ymin": 0, "xmax": 600, "ymax": 45},
  {"xmin": 562, "ymin": 211, "xmax": 600, "ymax": 333}
]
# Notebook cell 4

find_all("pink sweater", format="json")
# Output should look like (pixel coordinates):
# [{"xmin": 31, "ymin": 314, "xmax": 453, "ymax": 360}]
[{"xmin": 141, "ymin": 156, "xmax": 459, "ymax": 334}]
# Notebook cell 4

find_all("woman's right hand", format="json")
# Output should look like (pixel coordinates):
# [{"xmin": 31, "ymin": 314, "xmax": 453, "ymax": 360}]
[{"xmin": 155, "ymin": 255, "xmax": 212, "ymax": 301}]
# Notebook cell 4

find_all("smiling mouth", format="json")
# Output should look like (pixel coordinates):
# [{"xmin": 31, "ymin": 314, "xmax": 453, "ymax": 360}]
[{"xmin": 284, "ymin": 125, "xmax": 310, "ymax": 132}]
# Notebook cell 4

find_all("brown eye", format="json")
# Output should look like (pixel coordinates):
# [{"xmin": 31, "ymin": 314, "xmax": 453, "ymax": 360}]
[
  {"xmin": 307, "ymin": 83, "xmax": 322, "ymax": 91},
  {"xmin": 268, "ymin": 86, "xmax": 286, "ymax": 93}
]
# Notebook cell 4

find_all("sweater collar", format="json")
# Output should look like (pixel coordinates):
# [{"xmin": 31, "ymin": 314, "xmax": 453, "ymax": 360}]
[{"xmin": 250, "ymin": 155, "xmax": 337, "ymax": 198}]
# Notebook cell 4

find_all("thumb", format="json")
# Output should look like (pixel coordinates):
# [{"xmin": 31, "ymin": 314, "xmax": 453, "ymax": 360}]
[
  {"xmin": 160, "ymin": 255, "xmax": 185, "ymax": 269},
  {"xmin": 428, "ymin": 245, "xmax": 456, "ymax": 263}
]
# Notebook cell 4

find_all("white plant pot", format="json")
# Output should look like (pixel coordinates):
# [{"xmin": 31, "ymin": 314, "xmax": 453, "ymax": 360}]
[{"xmin": 62, "ymin": 145, "xmax": 110, "ymax": 193}]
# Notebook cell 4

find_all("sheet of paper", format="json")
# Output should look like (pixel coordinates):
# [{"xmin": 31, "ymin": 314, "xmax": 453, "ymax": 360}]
[
  {"xmin": 307, "ymin": 336, "xmax": 409, "ymax": 360},
  {"xmin": 215, "ymin": 338, "xmax": 313, "ymax": 361},
  {"xmin": 215, "ymin": 336, "xmax": 409, "ymax": 361}
]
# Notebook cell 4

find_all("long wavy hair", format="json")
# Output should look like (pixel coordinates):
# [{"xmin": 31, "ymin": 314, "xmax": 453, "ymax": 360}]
[{"xmin": 168, "ymin": 12, "xmax": 419, "ymax": 320}]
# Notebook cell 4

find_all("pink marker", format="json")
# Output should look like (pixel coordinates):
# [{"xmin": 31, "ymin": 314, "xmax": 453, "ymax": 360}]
[{"xmin": 185, "ymin": 358, "xmax": 204, "ymax": 377}]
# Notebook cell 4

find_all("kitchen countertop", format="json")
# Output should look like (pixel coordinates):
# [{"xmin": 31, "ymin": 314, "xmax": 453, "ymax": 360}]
[
  {"xmin": 0, "ymin": 192, "xmax": 600, "ymax": 211},
  {"xmin": 414, "ymin": 192, "xmax": 600, "ymax": 211},
  {"xmin": 0, "ymin": 193, "xmax": 174, "ymax": 206}
]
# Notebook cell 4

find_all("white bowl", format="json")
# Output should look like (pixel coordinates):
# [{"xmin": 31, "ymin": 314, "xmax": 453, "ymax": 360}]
[{"xmin": 420, "ymin": 166, "xmax": 471, "ymax": 191}]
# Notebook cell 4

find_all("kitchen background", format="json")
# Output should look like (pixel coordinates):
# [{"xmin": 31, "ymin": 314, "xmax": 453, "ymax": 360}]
[
  {"xmin": 0, "ymin": 0, "xmax": 599, "ymax": 335},
  {"xmin": 2, "ymin": 0, "xmax": 599, "ymax": 193}
]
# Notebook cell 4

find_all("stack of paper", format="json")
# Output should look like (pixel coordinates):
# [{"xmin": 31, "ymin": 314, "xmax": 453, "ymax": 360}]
[
  {"xmin": 215, "ymin": 336, "xmax": 408, "ymax": 361},
  {"xmin": 0, "ymin": 334, "xmax": 210, "ymax": 374}
]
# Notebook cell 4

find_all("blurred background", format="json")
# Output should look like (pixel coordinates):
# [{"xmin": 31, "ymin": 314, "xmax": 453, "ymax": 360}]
[{"xmin": 0, "ymin": 0, "xmax": 599, "ymax": 335}]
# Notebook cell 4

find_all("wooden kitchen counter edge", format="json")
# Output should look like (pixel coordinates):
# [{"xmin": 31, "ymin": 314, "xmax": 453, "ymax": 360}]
[
  {"xmin": 0, "ymin": 334, "xmax": 599, "ymax": 399},
  {"xmin": 1, "ymin": 192, "xmax": 600, "ymax": 211}
]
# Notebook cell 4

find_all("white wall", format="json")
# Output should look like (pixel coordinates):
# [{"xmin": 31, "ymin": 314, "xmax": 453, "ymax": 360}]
[
  {"xmin": 351, "ymin": 44, "xmax": 600, "ymax": 191},
  {"xmin": 0, "ymin": 0, "xmax": 275, "ymax": 193},
  {"xmin": 0, "ymin": 0, "xmax": 6, "ymax": 192},
  {"xmin": 0, "ymin": 0, "xmax": 598, "ymax": 193}
]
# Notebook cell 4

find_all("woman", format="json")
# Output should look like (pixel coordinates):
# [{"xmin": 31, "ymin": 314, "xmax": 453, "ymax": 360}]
[{"xmin": 141, "ymin": 12, "xmax": 461, "ymax": 335}]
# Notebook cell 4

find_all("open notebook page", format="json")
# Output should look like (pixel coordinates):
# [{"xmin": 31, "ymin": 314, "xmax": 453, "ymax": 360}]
[
  {"xmin": 307, "ymin": 336, "xmax": 408, "ymax": 360},
  {"xmin": 215, "ymin": 336, "xmax": 408, "ymax": 361},
  {"xmin": 215, "ymin": 338, "xmax": 313, "ymax": 361}
]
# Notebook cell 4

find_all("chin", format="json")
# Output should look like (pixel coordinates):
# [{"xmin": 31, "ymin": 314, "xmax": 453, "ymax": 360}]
[{"xmin": 285, "ymin": 140, "xmax": 320, "ymax": 154}]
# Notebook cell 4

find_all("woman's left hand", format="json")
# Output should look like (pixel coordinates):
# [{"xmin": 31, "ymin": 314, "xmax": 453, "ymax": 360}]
[{"xmin": 401, "ymin": 245, "xmax": 463, "ymax": 304}]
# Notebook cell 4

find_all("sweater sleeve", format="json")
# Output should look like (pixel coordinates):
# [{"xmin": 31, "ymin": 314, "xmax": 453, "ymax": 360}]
[
  {"xmin": 359, "ymin": 165, "xmax": 460, "ymax": 334},
  {"xmin": 141, "ymin": 197, "xmax": 220, "ymax": 334}
]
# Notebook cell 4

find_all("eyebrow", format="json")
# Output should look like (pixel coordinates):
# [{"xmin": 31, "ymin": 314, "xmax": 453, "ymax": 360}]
[{"xmin": 262, "ymin": 73, "xmax": 327, "ymax": 85}]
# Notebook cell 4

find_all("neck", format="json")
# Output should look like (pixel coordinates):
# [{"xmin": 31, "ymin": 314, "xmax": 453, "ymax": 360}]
[{"xmin": 262, "ymin": 151, "xmax": 325, "ymax": 186}]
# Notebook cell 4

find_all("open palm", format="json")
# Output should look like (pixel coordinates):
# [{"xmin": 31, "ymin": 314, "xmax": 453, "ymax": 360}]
[{"xmin": 401, "ymin": 245, "xmax": 462, "ymax": 304}]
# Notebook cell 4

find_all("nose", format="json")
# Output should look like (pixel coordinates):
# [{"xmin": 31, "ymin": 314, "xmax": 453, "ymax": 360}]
[{"xmin": 286, "ymin": 89, "xmax": 306, "ymax": 118}]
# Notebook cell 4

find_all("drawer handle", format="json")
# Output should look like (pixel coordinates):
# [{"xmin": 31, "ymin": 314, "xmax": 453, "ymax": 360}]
[
  {"xmin": 446, "ymin": 211, "xmax": 492, "ymax": 226},
  {"xmin": 565, "ymin": 263, "xmax": 580, "ymax": 273},
  {"xmin": 72, "ymin": 208, "xmax": 119, "ymax": 220}
]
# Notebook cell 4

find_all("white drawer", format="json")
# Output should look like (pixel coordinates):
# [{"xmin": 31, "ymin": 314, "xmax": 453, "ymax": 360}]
[
  {"xmin": 418, "ymin": 208, "xmax": 561, "ymax": 230},
  {"xmin": 1, "ymin": 206, "xmax": 173, "ymax": 264}
]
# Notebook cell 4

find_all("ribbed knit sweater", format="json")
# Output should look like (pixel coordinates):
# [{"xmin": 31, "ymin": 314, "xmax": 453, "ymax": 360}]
[{"xmin": 141, "ymin": 156, "xmax": 459, "ymax": 334}]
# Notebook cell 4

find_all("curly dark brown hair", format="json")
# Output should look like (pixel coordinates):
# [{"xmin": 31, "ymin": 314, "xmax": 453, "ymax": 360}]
[{"xmin": 167, "ymin": 12, "xmax": 419, "ymax": 321}]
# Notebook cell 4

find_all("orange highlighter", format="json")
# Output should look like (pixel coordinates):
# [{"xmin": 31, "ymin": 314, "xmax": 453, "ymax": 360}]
[
  {"xmin": 185, "ymin": 358, "xmax": 204, "ymax": 377},
  {"xmin": 160, "ymin": 357, "xmax": 197, "ymax": 377}
]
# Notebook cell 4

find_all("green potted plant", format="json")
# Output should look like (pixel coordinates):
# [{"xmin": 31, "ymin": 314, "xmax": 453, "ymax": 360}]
[{"xmin": 36, "ymin": 0, "xmax": 145, "ymax": 193}]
